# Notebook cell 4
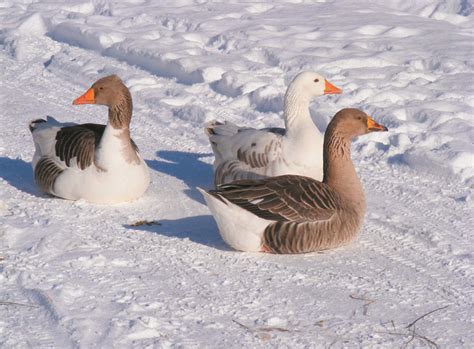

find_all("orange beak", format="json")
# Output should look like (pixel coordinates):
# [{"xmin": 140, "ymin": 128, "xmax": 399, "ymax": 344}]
[
  {"xmin": 367, "ymin": 117, "xmax": 388, "ymax": 132},
  {"xmin": 73, "ymin": 88, "xmax": 95, "ymax": 105},
  {"xmin": 324, "ymin": 80, "xmax": 342, "ymax": 94}
]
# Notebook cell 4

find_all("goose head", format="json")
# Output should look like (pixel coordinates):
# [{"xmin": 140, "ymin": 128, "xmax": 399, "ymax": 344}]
[
  {"xmin": 287, "ymin": 71, "xmax": 342, "ymax": 101},
  {"xmin": 72, "ymin": 75, "xmax": 130, "ymax": 108},
  {"xmin": 329, "ymin": 108, "xmax": 388, "ymax": 139}
]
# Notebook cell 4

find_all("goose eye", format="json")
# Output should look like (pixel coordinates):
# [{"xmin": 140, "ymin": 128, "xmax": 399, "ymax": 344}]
[
  {"xmin": 357, "ymin": 116, "xmax": 362, "ymax": 120},
  {"xmin": 314, "ymin": 78, "xmax": 319, "ymax": 83},
  {"xmin": 99, "ymin": 87, "xmax": 104, "ymax": 90}
]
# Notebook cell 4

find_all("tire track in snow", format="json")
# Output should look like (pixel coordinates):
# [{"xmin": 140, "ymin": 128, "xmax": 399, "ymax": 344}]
[
  {"xmin": 21, "ymin": 287, "xmax": 75, "ymax": 347},
  {"xmin": 359, "ymin": 164, "xmax": 473, "ymax": 304},
  {"xmin": 0, "ymin": 268, "xmax": 75, "ymax": 348}
]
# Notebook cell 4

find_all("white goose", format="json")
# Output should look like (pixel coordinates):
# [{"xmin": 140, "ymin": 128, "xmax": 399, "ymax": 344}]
[
  {"xmin": 29, "ymin": 75, "xmax": 150, "ymax": 204},
  {"xmin": 205, "ymin": 71, "xmax": 342, "ymax": 186}
]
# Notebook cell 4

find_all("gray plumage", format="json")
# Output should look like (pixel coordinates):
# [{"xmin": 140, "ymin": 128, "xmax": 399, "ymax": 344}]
[
  {"xmin": 202, "ymin": 108, "xmax": 388, "ymax": 254},
  {"xmin": 204, "ymin": 72, "xmax": 342, "ymax": 187}
]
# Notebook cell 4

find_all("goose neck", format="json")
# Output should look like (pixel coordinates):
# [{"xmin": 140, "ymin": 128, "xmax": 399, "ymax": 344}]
[
  {"xmin": 108, "ymin": 89, "xmax": 133, "ymax": 130},
  {"xmin": 283, "ymin": 88, "xmax": 312, "ymax": 130},
  {"xmin": 322, "ymin": 127, "xmax": 365, "ymax": 209}
]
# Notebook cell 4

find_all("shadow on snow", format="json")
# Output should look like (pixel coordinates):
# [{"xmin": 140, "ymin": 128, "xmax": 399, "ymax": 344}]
[
  {"xmin": 125, "ymin": 214, "xmax": 229, "ymax": 251},
  {"xmin": 0, "ymin": 156, "xmax": 45, "ymax": 197},
  {"xmin": 140, "ymin": 150, "xmax": 226, "ymax": 249},
  {"xmin": 146, "ymin": 150, "xmax": 214, "ymax": 205}
]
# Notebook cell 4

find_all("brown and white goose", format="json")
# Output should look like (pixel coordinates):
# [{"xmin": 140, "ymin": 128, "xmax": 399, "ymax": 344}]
[
  {"xmin": 199, "ymin": 108, "xmax": 387, "ymax": 254},
  {"xmin": 29, "ymin": 75, "xmax": 150, "ymax": 204},
  {"xmin": 205, "ymin": 71, "xmax": 342, "ymax": 186}
]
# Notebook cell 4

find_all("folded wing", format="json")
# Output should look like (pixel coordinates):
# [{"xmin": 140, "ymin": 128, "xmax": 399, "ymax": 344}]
[{"xmin": 210, "ymin": 175, "xmax": 339, "ymax": 223}]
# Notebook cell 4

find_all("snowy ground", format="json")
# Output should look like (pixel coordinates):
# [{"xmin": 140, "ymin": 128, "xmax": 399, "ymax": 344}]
[{"xmin": 0, "ymin": 0, "xmax": 473, "ymax": 347}]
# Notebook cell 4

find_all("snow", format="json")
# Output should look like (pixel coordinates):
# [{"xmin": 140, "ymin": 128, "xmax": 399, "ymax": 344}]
[{"xmin": 0, "ymin": 0, "xmax": 473, "ymax": 347}]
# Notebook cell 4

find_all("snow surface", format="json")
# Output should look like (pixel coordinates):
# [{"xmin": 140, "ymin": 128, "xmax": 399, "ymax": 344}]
[{"xmin": 0, "ymin": 0, "xmax": 473, "ymax": 347}]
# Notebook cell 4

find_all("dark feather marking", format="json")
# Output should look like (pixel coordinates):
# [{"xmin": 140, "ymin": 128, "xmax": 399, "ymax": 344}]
[
  {"xmin": 65, "ymin": 130, "xmax": 84, "ymax": 166},
  {"xmin": 55, "ymin": 127, "xmax": 95, "ymax": 169},
  {"xmin": 34, "ymin": 157, "xmax": 64, "ymax": 193},
  {"xmin": 55, "ymin": 123, "xmax": 138, "ymax": 170},
  {"xmin": 29, "ymin": 119, "xmax": 47, "ymax": 132},
  {"xmin": 212, "ymin": 175, "xmax": 339, "ymax": 224},
  {"xmin": 263, "ymin": 127, "xmax": 286, "ymax": 136}
]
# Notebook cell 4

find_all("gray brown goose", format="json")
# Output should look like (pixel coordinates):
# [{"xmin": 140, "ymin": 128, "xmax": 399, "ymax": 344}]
[
  {"xmin": 199, "ymin": 108, "xmax": 388, "ymax": 254},
  {"xmin": 29, "ymin": 75, "xmax": 150, "ymax": 203}
]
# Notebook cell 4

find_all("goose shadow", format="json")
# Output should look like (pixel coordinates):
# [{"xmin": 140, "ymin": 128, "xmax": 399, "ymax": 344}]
[
  {"xmin": 125, "ymin": 214, "xmax": 229, "ymax": 251},
  {"xmin": 0, "ymin": 156, "xmax": 44, "ymax": 197},
  {"xmin": 146, "ymin": 150, "xmax": 214, "ymax": 204}
]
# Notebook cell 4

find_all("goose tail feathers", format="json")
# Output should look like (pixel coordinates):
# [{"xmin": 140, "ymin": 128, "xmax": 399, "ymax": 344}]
[
  {"xmin": 29, "ymin": 119, "xmax": 47, "ymax": 132},
  {"xmin": 29, "ymin": 116, "xmax": 63, "ymax": 133},
  {"xmin": 204, "ymin": 120, "xmax": 240, "ymax": 137},
  {"xmin": 197, "ymin": 187, "xmax": 268, "ymax": 252}
]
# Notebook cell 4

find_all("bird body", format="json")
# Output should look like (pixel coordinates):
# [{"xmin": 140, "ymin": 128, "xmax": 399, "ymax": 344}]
[
  {"xmin": 206, "ymin": 71, "xmax": 342, "ymax": 186},
  {"xmin": 30, "ymin": 75, "xmax": 150, "ymax": 204},
  {"xmin": 200, "ymin": 108, "xmax": 388, "ymax": 254}
]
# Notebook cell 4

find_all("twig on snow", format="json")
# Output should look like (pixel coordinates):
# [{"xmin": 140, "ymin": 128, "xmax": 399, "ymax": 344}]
[
  {"xmin": 379, "ymin": 330, "xmax": 439, "ymax": 349},
  {"xmin": 406, "ymin": 305, "xmax": 449, "ymax": 329},
  {"xmin": 349, "ymin": 293, "xmax": 375, "ymax": 303},
  {"xmin": 412, "ymin": 332, "xmax": 439, "ymax": 348},
  {"xmin": 390, "ymin": 320, "xmax": 397, "ymax": 332},
  {"xmin": 129, "ymin": 220, "xmax": 161, "ymax": 227},
  {"xmin": 0, "ymin": 301, "xmax": 38, "ymax": 308},
  {"xmin": 404, "ymin": 325, "xmax": 417, "ymax": 347},
  {"xmin": 378, "ymin": 305, "xmax": 449, "ymax": 349},
  {"xmin": 232, "ymin": 319, "xmax": 292, "ymax": 333},
  {"xmin": 349, "ymin": 293, "xmax": 375, "ymax": 315}
]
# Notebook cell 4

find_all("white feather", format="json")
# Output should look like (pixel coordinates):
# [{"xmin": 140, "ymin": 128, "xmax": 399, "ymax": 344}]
[
  {"xmin": 31, "ymin": 119, "xmax": 150, "ymax": 204},
  {"xmin": 207, "ymin": 71, "xmax": 338, "ymax": 184},
  {"xmin": 198, "ymin": 188, "xmax": 270, "ymax": 252}
]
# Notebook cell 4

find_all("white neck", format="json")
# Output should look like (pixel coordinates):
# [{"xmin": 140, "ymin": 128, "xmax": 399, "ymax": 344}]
[
  {"xmin": 283, "ymin": 87, "xmax": 322, "ymax": 141},
  {"xmin": 96, "ymin": 122, "xmax": 133, "ymax": 169}
]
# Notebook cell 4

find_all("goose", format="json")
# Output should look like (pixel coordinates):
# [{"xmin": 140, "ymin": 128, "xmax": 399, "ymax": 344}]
[
  {"xmin": 199, "ymin": 108, "xmax": 388, "ymax": 254},
  {"xmin": 205, "ymin": 71, "xmax": 342, "ymax": 186},
  {"xmin": 29, "ymin": 75, "xmax": 150, "ymax": 204}
]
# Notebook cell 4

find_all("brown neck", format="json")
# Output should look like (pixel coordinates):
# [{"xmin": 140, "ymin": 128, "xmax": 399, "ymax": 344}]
[
  {"xmin": 322, "ymin": 124, "xmax": 365, "ymax": 210},
  {"xmin": 107, "ymin": 88, "xmax": 140, "ymax": 164},
  {"xmin": 108, "ymin": 88, "xmax": 133, "ymax": 129}
]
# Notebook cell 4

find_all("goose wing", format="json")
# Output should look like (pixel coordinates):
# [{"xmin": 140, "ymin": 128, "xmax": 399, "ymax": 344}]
[
  {"xmin": 231, "ymin": 128, "xmax": 284, "ymax": 169},
  {"xmin": 54, "ymin": 123, "xmax": 105, "ymax": 170},
  {"xmin": 206, "ymin": 120, "xmax": 284, "ymax": 169},
  {"xmin": 210, "ymin": 175, "xmax": 339, "ymax": 222}
]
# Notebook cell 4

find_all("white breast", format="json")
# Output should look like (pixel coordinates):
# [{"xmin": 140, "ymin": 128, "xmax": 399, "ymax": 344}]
[{"xmin": 54, "ymin": 127, "xmax": 150, "ymax": 204}]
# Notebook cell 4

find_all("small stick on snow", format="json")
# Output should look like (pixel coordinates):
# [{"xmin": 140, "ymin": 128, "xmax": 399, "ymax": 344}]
[
  {"xmin": 404, "ymin": 325, "xmax": 417, "ymax": 347},
  {"xmin": 377, "ymin": 305, "xmax": 449, "ymax": 349},
  {"xmin": 129, "ymin": 220, "xmax": 161, "ymax": 227},
  {"xmin": 259, "ymin": 327, "xmax": 291, "ymax": 333},
  {"xmin": 349, "ymin": 293, "xmax": 375, "ymax": 315},
  {"xmin": 349, "ymin": 293, "xmax": 375, "ymax": 303},
  {"xmin": 378, "ymin": 330, "xmax": 439, "ymax": 349},
  {"xmin": 390, "ymin": 320, "xmax": 397, "ymax": 332},
  {"xmin": 406, "ymin": 305, "xmax": 449, "ymax": 329},
  {"xmin": 232, "ymin": 319, "xmax": 252, "ymax": 331},
  {"xmin": 412, "ymin": 332, "xmax": 439, "ymax": 348},
  {"xmin": 0, "ymin": 301, "xmax": 38, "ymax": 308},
  {"xmin": 232, "ymin": 319, "xmax": 292, "ymax": 333}
]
